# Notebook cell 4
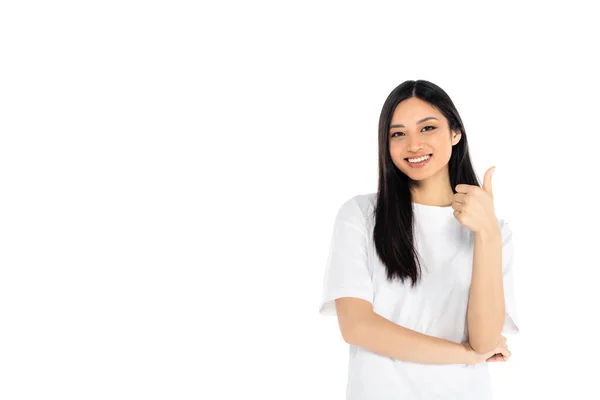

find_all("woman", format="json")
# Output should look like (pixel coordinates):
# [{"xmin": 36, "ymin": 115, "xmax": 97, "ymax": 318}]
[{"xmin": 318, "ymin": 80, "xmax": 519, "ymax": 399}]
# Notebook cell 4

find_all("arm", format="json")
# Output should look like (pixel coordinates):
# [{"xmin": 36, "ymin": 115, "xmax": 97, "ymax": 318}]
[
  {"xmin": 335, "ymin": 297, "xmax": 475, "ymax": 365},
  {"xmin": 467, "ymin": 226, "xmax": 505, "ymax": 353}
]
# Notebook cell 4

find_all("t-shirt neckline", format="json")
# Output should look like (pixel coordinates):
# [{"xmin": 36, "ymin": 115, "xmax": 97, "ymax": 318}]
[{"xmin": 412, "ymin": 202, "xmax": 453, "ymax": 210}]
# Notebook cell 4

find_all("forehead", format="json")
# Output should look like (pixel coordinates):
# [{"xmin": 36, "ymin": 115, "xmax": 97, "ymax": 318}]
[{"xmin": 390, "ymin": 97, "xmax": 444, "ymax": 123}]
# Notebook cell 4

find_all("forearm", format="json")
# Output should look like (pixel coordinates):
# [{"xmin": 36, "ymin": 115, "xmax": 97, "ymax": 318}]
[
  {"xmin": 468, "ymin": 226, "xmax": 505, "ymax": 353},
  {"xmin": 347, "ymin": 310, "xmax": 474, "ymax": 365}
]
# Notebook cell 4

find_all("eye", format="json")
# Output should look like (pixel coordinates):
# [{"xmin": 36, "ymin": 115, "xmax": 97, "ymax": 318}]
[
  {"xmin": 422, "ymin": 125, "xmax": 436, "ymax": 132},
  {"xmin": 390, "ymin": 131, "xmax": 404, "ymax": 138}
]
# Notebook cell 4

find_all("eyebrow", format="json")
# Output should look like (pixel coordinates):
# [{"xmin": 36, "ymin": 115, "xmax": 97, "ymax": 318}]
[{"xmin": 389, "ymin": 117, "xmax": 438, "ymax": 129}]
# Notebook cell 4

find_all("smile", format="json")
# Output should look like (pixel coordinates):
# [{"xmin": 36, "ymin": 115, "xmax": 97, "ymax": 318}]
[{"xmin": 405, "ymin": 154, "xmax": 432, "ymax": 167}]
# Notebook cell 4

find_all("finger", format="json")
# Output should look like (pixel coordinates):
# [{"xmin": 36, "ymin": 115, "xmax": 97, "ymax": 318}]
[
  {"xmin": 453, "ymin": 210, "xmax": 463, "ymax": 222},
  {"xmin": 451, "ymin": 201, "xmax": 464, "ymax": 212},
  {"xmin": 455, "ymin": 184, "xmax": 477, "ymax": 194},
  {"xmin": 486, "ymin": 354, "xmax": 505, "ymax": 362},
  {"xmin": 499, "ymin": 349, "xmax": 511, "ymax": 360},
  {"xmin": 453, "ymin": 193, "xmax": 467, "ymax": 204},
  {"xmin": 482, "ymin": 166, "xmax": 496, "ymax": 195}
]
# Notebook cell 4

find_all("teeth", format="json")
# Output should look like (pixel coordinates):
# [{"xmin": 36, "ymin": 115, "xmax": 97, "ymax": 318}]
[{"xmin": 408, "ymin": 155, "xmax": 430, "ymax": 163}]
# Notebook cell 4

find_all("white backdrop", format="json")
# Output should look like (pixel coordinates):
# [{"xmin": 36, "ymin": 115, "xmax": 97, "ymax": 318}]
[{"xmin": 1, "ymin": 1, "xmax": 598, "ymax": 399}]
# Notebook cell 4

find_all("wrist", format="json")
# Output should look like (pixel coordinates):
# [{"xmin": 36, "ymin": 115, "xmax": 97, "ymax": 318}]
[
  {"xmin": 460, "ymin": 343, "xmax": 478, "ymax": 365},
  {"xmin": 474, "ymin": 224, "xmax": 501, "ymax": 240}
]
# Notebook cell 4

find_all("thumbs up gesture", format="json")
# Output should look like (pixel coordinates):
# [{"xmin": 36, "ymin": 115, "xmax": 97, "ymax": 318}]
[{"xmin": 452, "ymin": 166, "xmax": 500, "ymax": 235}]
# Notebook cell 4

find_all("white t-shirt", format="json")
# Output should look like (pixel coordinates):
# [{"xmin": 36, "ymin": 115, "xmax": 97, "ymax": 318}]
[{"xmin": 319, "ymin": 192, "xmax": 520, "ymax": 400}]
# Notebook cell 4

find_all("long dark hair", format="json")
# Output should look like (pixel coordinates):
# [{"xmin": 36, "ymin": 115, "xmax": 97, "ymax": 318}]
[{"xmin": 372, "ymin": 80, "xmax": 480, "ymax": 288}]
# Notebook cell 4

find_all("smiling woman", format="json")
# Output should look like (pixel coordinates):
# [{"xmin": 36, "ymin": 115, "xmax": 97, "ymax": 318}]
[
  {"xmin": 319, "ymin": 80, "xmax": 519, "ymax": 400},
  {"xmin": 387, "ymin": 96, "xmax": 462, "ymax": 196}
]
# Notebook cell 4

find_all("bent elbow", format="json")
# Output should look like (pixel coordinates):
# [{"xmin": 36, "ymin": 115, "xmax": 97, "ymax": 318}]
[
  {"xmin": 469, "ymin": 338, "xmax": 498, "ymax": 354},
  {"xmin": 341, "ymin": 321, "xmax": 363, "ymax": 345},
  {"xmin": 340, "ymin": 324, "xmax": 358, "ymax": 344},
  {"xmin": 341, "ymin": 330, "xmax": 354, "ymax": 345},
  {"xmin": 335, "ymin": 297, "xmax": 374, "ymax": 346}
]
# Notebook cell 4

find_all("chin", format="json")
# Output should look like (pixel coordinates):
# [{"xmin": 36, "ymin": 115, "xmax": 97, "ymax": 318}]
[
  {"xmin": 399, "ymin": 166, "xmax": 438, "ymax": 181},
  {"xmin": 407, "ymin": 174, "xmax": 427, "ymax": 181}
]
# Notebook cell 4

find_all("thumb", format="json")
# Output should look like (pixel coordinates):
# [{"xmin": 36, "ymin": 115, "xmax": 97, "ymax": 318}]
[{"xmin": 483, "ymin": 166, "xmax": 495, "ymax": 195}]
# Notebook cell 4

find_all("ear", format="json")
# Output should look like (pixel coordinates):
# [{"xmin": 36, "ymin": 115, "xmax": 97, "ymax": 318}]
[{"xmin": 451, "ymin": 130, "xmax": 462, "ymax": 146}]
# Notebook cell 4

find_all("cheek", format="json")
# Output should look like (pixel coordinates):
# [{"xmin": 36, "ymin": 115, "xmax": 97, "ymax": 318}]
[
  {"xmin": 388, "ymin": 145, "xmax": 406, "ymax": 166},
  {"xmin": 432, "ymin": 149, "xmax": 453, "ymax": 169}
]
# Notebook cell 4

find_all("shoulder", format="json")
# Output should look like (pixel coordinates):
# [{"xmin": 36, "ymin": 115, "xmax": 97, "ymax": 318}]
[{"xmin": 336, "ymin": 192, "xmax": 377, "ymax": 221}]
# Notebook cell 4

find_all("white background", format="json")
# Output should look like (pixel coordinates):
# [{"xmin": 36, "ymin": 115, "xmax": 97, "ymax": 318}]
[{"xmin": 1, "ymin": 1, "xmax": 598, "ymax": 399}]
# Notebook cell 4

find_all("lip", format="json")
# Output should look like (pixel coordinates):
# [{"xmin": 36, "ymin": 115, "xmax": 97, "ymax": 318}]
[
  {"xmin": 405, "ymin": 153, "xmax": 432, "ymax": 160},
  {"xmin": 405, "ymin": 153, "xmax": 432, "ymax": 168}
]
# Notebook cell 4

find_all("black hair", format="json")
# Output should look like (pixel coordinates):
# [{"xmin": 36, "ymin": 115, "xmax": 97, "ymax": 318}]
[{"xmin": 372, "ymin": 80, "xmax": 480, "ymax": 287}]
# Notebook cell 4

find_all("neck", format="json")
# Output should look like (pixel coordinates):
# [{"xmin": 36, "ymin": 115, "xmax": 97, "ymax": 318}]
[{"xmin": 409, "ymin": 167, "xmax": 454, "ymax": 207}]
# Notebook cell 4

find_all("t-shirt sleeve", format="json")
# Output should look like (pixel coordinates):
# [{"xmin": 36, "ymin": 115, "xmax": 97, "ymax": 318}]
[
  {"xmin": 318, "ymin": 196, "xmax": 374, "ymax": 316},
  {"xmin": 500, "ymin": 220, "xmax": 520, "ymax": 335}
]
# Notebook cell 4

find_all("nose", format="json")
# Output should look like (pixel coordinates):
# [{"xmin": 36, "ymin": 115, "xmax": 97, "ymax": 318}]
[{"xmin": 407, "ymin": 137, "xmax": 423, "ymax": 151}]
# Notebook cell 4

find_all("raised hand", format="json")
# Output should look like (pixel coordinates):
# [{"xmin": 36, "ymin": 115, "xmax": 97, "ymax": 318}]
[{"xmin": 452, "ymin": 166, "xmax": 500, "ymax": 235}]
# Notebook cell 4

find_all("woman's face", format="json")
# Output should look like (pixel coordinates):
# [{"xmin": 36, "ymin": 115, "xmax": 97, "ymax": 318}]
[{"xmin": 388, "ymin": 97, "xmax": 461, "ymax": 182}]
